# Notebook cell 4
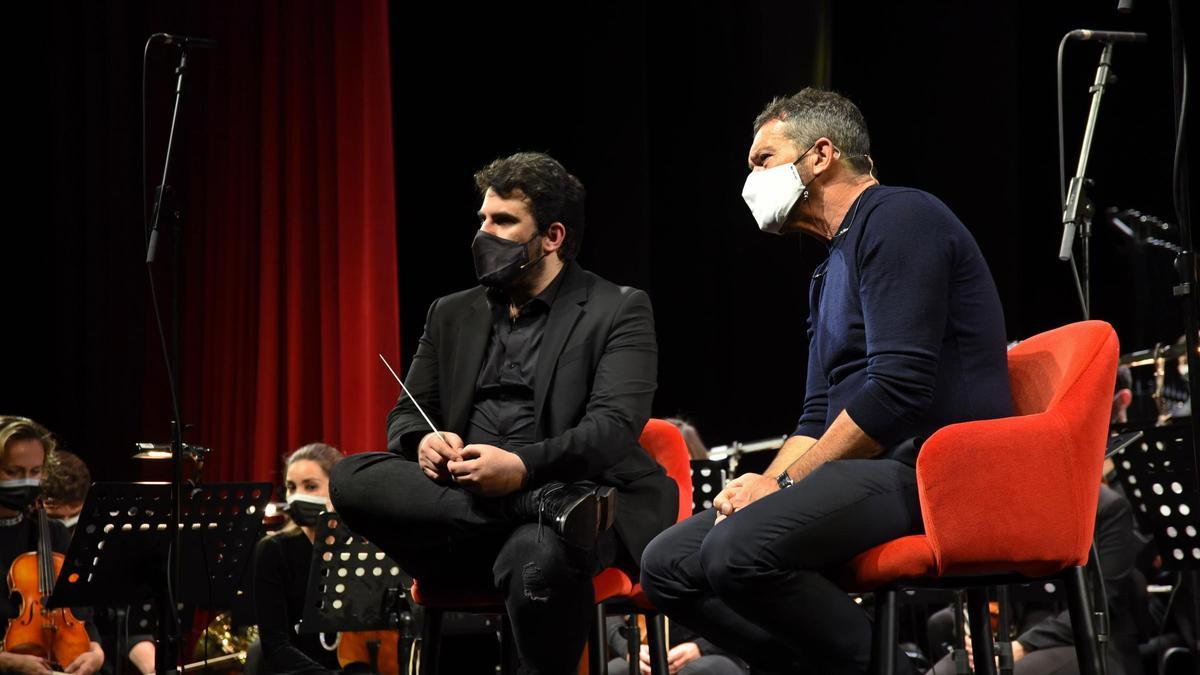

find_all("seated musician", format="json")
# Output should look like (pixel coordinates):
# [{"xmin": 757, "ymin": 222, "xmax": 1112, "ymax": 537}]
[
  {"xmin": 329, "ymin": 152, "xmax": 678, "ymax": 674},
  {"xmin": 0, "ymin": 416, "xmax": 104, "ymax": 675},
  {"xmin": 43, "ymin": 449, "xmax": 157, "ymax": 675},
  {"xmin": 252, "ymin": 442, "xmax": 346, "ymax": 675},
  {"xmin": 41, "ymin": 451, "xmax": 89, "ymax": 536}
]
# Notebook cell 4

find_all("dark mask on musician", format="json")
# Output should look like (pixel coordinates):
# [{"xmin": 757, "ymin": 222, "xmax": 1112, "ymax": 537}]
[
  {"xmin": 471, "ymin": 230, "xmax": 545, "ymax": 288},
  {"xmin": 285, "ymin": 493, "xmax": 328, "ymax": 528},
  {"xmin": 0, "ymin": 478, "xmax": 41, "ymax": 512}
]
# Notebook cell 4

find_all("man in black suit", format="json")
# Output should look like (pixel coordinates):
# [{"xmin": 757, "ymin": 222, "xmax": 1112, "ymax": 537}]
[{"xmin": 330, "ymin": 152, "xmax": 677, "ymax": 674}]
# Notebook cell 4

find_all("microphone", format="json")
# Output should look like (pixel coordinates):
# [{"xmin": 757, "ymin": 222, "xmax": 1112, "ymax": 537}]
[
  {"xmin": 1068, "ymin": 29, "xmax": 1148, "ymax": 43},
  {"xmin": 151, "ymin": 33, "xmax": 218, "ymax": 49}
]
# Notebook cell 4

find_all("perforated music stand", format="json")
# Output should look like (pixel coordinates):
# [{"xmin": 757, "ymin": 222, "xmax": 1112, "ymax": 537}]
[
  {"xmin": 49, "ymin": 481, "xmax": 271, "ymax": 607},
  {"xmin": 298, "ymin": 512, "xmax": 416, "ymax": 673},
  {"xmin": 1111, "ymin": 426, "xmax": 1200, "ymax": 570},
  {"xmin": 45, "ymin": 481, "xmax": 271, "ymax": 671},
  {"xmin": 689, "ymin": 459, "xmax": 726, "ymax": 514},
  {"xmin": 1111, "ymin": 425, "xmax": 1200, "ymax": 659}
]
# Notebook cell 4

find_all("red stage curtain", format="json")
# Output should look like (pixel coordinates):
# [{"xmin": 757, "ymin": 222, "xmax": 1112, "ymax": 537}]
[{"xmin": 168, "ymin": 0, "xmax": 398, "ymax": 483}]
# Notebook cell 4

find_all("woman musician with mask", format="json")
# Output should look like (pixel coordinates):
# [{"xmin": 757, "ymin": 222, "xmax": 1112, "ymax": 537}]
[{"xmin": 0, "ymin": 416, "xmax": 104, "ymax": 675}]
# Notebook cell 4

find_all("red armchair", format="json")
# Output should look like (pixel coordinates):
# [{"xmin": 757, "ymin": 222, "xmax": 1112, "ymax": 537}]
[
  {"xmin": 590, "ymin": 417, "xmax": 694, "ymax": 675},
  {"xmin": 843, "ymin": 320, "xmax": 1119, "ymax": 675}
]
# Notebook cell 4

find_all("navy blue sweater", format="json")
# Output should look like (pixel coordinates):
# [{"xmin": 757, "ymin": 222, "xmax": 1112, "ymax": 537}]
[{"xmin": 795, "ymin": 186, "xmax": 1013, "ymax": 460}]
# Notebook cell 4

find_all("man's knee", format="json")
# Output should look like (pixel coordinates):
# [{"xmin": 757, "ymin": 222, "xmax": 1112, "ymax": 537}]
[
  {"xmin": 329, "ymin": 451, "xmax": 399, "ymax": 519},
  {"xmin": 640, "ymin": 526, "xmax": 680, "ymax": 591},
  {"xmin": 639, "ymin": 521, "xmax": 703, "ymax": 609},
  {"xmin": 698, "ymin": 517, "xmax": 773, "ymax": 596}
]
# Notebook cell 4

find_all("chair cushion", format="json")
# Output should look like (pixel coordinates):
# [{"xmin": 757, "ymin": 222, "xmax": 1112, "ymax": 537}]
[{"xmin": 841, "ymin": 535, "xmax": 937, "ymax": 592}]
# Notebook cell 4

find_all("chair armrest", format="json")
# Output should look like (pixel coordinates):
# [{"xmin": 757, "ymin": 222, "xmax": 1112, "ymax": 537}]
[{"xmin": 916, "ymin": 411, "xmax": 1101, "ymax": 577}]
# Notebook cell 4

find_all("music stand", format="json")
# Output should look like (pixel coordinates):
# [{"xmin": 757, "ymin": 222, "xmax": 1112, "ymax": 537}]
[
  {"xmin": 1111, "ymin": 425, "xmax": 1200, "ymax": 658},
  {"xmin": 299, "ymin": 512, "xmax": 416, "ymax": 674},
  {"xmin": 47, "ymin": 482, "xmax": 271, "ymax": 670},
  {"xmin": 689, "ymin": 459, "xmax": 726, "ymax": 514}
]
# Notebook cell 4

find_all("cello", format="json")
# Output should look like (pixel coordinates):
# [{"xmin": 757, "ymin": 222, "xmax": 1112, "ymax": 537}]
[{"xmin": 2, "ymin": 505, "xmax": 91, "ymax": 670}]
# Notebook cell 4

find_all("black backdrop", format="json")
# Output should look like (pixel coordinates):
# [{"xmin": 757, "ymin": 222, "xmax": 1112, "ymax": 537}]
[
  {"xmin": 5, "ymin": 0, "xmax": 1191, "ymax": 475},
  {"xmin": 389, "ymin": 1, "xmax": 1188, "ymax": 450}
]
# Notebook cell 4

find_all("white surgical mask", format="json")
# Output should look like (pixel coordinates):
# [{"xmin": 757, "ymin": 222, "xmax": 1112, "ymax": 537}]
[{"xmin": 740, "ymin": 144, "xmax": 819, "ymax": 234}]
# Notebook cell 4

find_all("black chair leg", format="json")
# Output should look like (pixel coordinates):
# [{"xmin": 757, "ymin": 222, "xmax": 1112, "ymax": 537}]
[
  {"xmin": 996, "ymin": 585, "xmax": 1013, "ymax": 675},
  {"xmin": 1065, "ymin": 566, "xmax": 1103, "ymax": 675},
  {"xmin": 499, "ymin": 614, "xmax": 518, "ymax": 675},
  {"xmin": 966, "ymin": 587, "xmax": 997, "ymax": 675},
  {"xmin": 590, "ymin": 604, "xmax": 608, "ymax": 674},
  {"xmin": 870, "ymin": 590, "xmax": 898, "ymax": 675},
  {"xmin": 419, "ymin": 608, "xmax": 442, "ymax": 675},
  {"xmin": 951, "ymin": 591, "xmax": 970, "ymax": 675},
  {"xmin": 645, "ymin": 613, "xmax": 669, "ymax": 675},
  {"xmin": 627, "ymin": 614, "xmax": 640, "ymax": 675}
]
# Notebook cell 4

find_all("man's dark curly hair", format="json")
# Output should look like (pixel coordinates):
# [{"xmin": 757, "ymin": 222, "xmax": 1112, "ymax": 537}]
[{"xmin": 474, "ymin": 152, "xmax": 586, "ymax": 261}]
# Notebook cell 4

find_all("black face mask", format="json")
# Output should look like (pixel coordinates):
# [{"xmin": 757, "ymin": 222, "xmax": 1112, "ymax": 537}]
[
  {"xmin": 285, "ymin": 494, "xmax": 327, "ymax": 528},
  {"xmin": 0, "ymin": 479, "xmax": 41, "ymax": 512},
  {"xmin": 471, "ymin": 230, "xmax": 545, "ymax": 288}
]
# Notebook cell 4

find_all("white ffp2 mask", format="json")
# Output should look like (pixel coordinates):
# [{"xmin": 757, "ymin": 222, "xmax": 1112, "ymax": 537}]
[{"xmin": 741, "ymin": 162, "xmax": 806, "ymax": 234}]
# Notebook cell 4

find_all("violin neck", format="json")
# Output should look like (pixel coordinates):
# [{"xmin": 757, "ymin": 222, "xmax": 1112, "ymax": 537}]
[{"xmin": 36, "ymin": 506, "xmax": 54, "ymax": 597}]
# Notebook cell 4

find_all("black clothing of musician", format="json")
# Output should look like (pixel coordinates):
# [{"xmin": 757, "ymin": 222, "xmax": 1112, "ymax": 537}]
[
  {"xmin": 251, "ymin": 529, "xmax": 342, "ymax": 674},
  {"xmin": 330, "ymin": 153, "xmax": 676, "ymax": 675},
  {"xmin": 640, "ymin": 91, "xmax": 1012, "ymax": 674}
]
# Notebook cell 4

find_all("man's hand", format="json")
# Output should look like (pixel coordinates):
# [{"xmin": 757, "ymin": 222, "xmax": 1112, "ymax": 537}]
[
  {"xmin": 417, "ymin": 432, "xmax": 464, "ymax": 482},
  {"xmin": 64, "ymin": 644, "xmax": 105, "ymax": 675},
  {"xmin": 638, "ymin": 642, "xmax": 702, "ymax": 675},
  {"xmin": 447, "ymin": 444, "xmax": 527, "ymax": 497},
  {"xmin": 667, "ymin": 642, "xmax": 701, "ymax": 674},
  {"xmin": 713, "ymin": 473, "xmax": 778, "ymax": 524},
  {"xmin": 0, "ymin": 653, "xmax": 54, "ymax": 675}
]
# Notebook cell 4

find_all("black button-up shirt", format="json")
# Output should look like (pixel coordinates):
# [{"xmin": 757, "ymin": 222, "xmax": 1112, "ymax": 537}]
[{"xmin": 465, "ymin": 270, "xmax": 565, "ymax": 449}]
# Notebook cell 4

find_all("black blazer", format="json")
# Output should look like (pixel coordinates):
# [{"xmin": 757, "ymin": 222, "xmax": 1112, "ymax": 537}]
[{"xmin": 387, "ymin": 262, "xmax": 677, "ymax": 562}]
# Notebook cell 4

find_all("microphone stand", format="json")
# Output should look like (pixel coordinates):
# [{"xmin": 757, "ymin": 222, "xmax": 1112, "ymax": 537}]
[
  {"xmin": 144, "ymin": 40, "xmax": 192, "ymax": 675},
  {"xmin": 1059, "ymin": 40, "xmax": 1117, "ymax": 320}
]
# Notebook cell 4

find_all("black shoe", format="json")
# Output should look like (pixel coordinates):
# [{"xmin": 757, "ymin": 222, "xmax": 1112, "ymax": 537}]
[{"xmin": 510, "ymin": 482, "xmax": 617, "ymax": 548}]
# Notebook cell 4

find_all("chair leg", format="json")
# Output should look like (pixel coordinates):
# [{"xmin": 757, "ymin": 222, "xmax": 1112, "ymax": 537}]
[
  {"xmin": 966, "ymin": 587, "xmax": 996, "ymax": 675},
  {"xmin": 869, "ymin": 590, "xmax": 898, "ymax": 675},
  {"xmin": 951, "ymin": 591, "xmax": 970, "ymax": 675},
  {"xmin": 500, "ymin": 613, "xmax": 518, "ymax": 675},
  {"xmin": 419, "ymin": 608, "xmax": 442, "ymax": 675},
  {"xmin": 1065, "ymin": 566, "xmax": 1103, "ymax": 675},
  {"xmin": 626, "ymin": 614, "xmax": 640, "ymax": 675},
  {"xmin": 644, "ymin": 613, "xmax": 669, "ymax": 675},
  {"xmin": 590, "ymin": 604, "xmax": 608, "ymax": 675},
  {"xmin": 995, "ymin": 585, "xmax": 1013, "ymax": 675}
]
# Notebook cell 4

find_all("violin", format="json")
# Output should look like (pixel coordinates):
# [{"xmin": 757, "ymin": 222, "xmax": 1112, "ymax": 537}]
[{"xmin": 2, "ymin": 505, "xmax": 91, "ymax": 670}]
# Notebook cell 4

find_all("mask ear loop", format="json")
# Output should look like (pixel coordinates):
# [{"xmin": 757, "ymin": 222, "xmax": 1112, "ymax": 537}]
[
  {"xmin": 518, "ymin": 231, "xmax": 549, "ymax": 271},
  {"xmin": 801, "ymin": 144, "xmax": 840, "ymax": 202}
]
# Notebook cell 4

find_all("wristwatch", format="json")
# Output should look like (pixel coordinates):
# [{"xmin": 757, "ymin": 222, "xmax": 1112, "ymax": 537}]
[{"xmin": 776, "ymin": 472, "xmax": 795, "ymax": 490}]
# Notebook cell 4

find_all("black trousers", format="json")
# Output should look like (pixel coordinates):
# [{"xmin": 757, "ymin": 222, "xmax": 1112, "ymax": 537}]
[
  {"xmin": 329, "ymin": 452, "xmax": 619, "ymax": 675},
  {"xmin": 639, "ymin": 459, "xmax": 923, "ymax": 674}
]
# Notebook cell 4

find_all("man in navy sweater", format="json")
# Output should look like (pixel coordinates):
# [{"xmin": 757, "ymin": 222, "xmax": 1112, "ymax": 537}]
[{"xmin": 640, "ymin": 88, "xmax": 1014, "ymax": 674}]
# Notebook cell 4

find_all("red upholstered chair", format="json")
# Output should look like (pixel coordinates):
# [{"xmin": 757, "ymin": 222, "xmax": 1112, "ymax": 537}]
[
  {"xmin": 590, "ymin": 418, "xmax": 694, "ymax": 675},
  {"xmin": 410, "ymin": 418, "xmax": 690, "ymax": 675},
  {"xmin": 842, "ymin": 320, "xmax": 1119, "ymax": 675}
]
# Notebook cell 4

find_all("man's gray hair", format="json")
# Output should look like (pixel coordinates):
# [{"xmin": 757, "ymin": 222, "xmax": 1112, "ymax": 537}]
[{"xmin": 753, "ymin": 88, "xmax": 873, "ymax": 175}]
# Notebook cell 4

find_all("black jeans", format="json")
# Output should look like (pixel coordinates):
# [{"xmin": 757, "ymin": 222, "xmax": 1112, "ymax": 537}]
[
  {"xmin": 640, "ymin": 459, "xmax": 923, "ymax": 674},
  {"xmin": 329, "ymin": 452, "xmax": 619, "ymax": 675}
]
